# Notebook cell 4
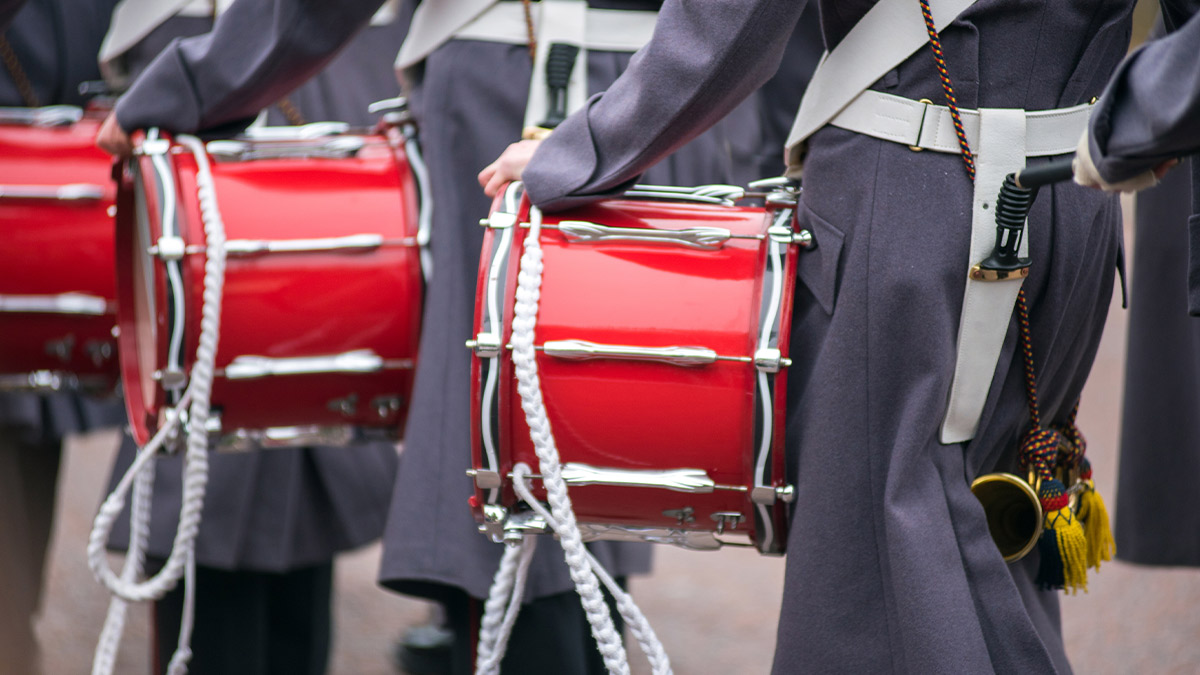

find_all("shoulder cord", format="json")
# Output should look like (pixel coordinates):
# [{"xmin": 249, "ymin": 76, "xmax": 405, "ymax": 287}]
[
  {"xmin": 521, "ymin": 0, "xmax": 537, "ymax": 63},
  {"xmin": 475, "ymin": 203, "xmax": 673, "ymax": 675},
  {"xmin": 0, "ymin": 34, "xmax": 40, "ymax": 108},
  {"xmin": 917, "ymin": 0, "xmax": 1056, "ymax": 433},
  {"xmin": 89, "ymin": 133, "xmax": 227, "ymax": 675}
]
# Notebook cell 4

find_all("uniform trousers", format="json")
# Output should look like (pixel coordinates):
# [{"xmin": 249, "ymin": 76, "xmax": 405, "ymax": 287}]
[
  {"xmin": 0, "ymin": 431, "xmax": 60, "ymax": 675},
  {"xmin": 149, "ymin": 557, "xmax": 333, "ymax": 675}
]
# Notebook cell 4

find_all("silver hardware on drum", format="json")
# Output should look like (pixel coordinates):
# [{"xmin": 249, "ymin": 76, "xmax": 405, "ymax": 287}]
[
  {"xmin": 560, "ymin": 464, "xmax": 717, "ymax": 494},
  {"xmin": 574, "ymin": 523, "xmax": 729, "ymax": 551},
  {"xmin": 215, "ymin": 234, "xmax": 390, "ymax": 257},
  {"xmin": 218, "ymin": 349, "xmax": 409, "ymax": 380},
  {"xmin": 327, "ymin": 394, "xmax": 359, "ymax": 417},
  {"xmin": 0, "ymin": 183, "xmax": 106, "ymax": 202},
  {"xmin": 624, "ymin": 184, "xmax": 746, "ymax": 205},
  {"xmin": 554, "ymin": 220, "xmax": 742, "ymax": 250},
  {"xmin": 467, "ymin": 334, "xmax": 503, "ymax": 358},
  {"xmin": 0, "ymin": 105, "xmax": 83, "ymax": 126},
  {"xmin": 0, "ymin": 370, "xmax": 109, "ymax": 393},
  {"xmin": 0, "ymin": 292, "xmax": 111, "ymax": 315},
  {"xmin": 153, "ymin": 367, "xmax": 188, "ymax": 391},
  {"xmin": 149, "ymin": 235, "xmax": 186, "ymax": 261},
  {"xmin": 240, "ymin": 122, "xmax": 350, "ymax": 141},
  {"xmin": 214, "ymin": 424, "xmax": 356, "ymax": 452},
  {"xmin": 711, "ymin": 512, "xmax": 744, "ymax": 534},
  {"xmin": 542, "ymin": 340, "xmax": 719, "ymax": 367},
  {"xmin": 753, "ymin": 347, "xmax": 792, "ymax": 374},
  {"xmin": 662, "ymin": 507, "xmax": 696, "ymax": 525},
  {"xmin": 502, "ymin": 511, "xmax": 550, "ymax": 544},
  {"xmin": 466, "ymin": 468, "xmax": 504, "ymax": 490},
  {"xmin": 371, "ymin": 395, "xmax": 404, "ymax": 418},
  {"xmin": 206, "ymin": 135, "xmax": 365, "ymax": 162}
]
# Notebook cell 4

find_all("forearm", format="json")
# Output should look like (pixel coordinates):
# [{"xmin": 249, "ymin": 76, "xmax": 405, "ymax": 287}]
[
  {"xmin": 522, "ymin": 0, "xmax": 807, "ymax": 210},
  {"xmin": 115, "ymin": 0, "xmax": 384, "ymax": 134},
  {"xmin": 1088, "ymin": 10, "xmax": 1200, "ymax": 183}
]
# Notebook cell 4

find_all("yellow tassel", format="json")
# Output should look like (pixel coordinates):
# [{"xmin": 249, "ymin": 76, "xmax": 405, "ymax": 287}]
[
  {"xmin": 1077, "ymin": 480, "xmax": 1115, "ymax": 570},
  {"xmin": 1047, "ymin": 507, "xmax": 1089, "ymax": 594}
]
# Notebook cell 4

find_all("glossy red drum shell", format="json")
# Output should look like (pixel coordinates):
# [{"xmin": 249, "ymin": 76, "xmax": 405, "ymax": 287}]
[
  {"xmin": 472, "ymin": 193, "xmax": 795, "ymax": 551},
  {"xmin": 117, "ymin": 134, "xmax": 421, "ymax": 445},
  {"xmin": 0, "ymin": 113, "xmax": 118, "ymax": 386}
]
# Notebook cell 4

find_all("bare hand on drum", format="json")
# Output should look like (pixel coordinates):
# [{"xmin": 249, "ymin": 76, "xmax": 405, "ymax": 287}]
[
  {"xmin": 479, "ymin": 139, "xmax": 542, "ymax": 197},
  {"xmin": 1073, "ymin": 129, "xmax": 1177, "ymax": 193},
  {"xmin": 96, "ymin": 112, "xmax": 133, "ymax": 158}
]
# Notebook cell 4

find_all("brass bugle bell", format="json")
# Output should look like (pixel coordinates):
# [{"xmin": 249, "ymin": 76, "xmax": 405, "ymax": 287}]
[{"xmin": 971, "ymin": 472, "xmax": 1043, "ymax": 562}]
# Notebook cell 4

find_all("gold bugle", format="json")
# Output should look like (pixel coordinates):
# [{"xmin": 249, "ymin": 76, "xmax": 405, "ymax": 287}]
[{"xmin": 971, "ymin": 472, "xmax": 1044, "ymax": 563}]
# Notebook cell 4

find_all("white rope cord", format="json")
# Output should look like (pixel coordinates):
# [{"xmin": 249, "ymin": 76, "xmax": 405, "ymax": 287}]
[
  {"xmin": 401, "ymin": 124, "xmax": 434, "ymax": 280},
  {"xmin": 474, "ymin": 533, "xmax": 538, "ymax": 675},
  {"xmin": 479, "ymin": 203, "xmax": 629, "ymax": 675},
  {"xmin": 511, "ymin": 465, "xmax": 672, "ymax": 675},
  {"xmin": 88, "ymin": 134, "xmax": 227, "ymax": 675}
]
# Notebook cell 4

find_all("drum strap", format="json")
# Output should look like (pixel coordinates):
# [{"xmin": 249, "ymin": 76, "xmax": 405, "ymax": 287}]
[
  {"xmin": 447, "ymin": 2, "xmax": 658, "ymax": 131},
  {"xmin": 782, "ymin": 0, "xmax": 1089, "ymax": 443}
]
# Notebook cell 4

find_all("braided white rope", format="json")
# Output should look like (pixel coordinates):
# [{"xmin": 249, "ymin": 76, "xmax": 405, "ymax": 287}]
[
  {"xmin": 500, "ymin": 203, "xmax": 629, "ymax": 674},
  {"xmin": 511, "ymin": 465, "xmax": 672, "ymax": 675},
  {"xmin": 474, "ymin": 534, "xmax": 538, "ymax": 675},
  {"xmin": 91, "ymin": 441, "xmax": 154, "ymax": 675},
  {"xmin": 88, "ymin": 134, "xmax": 227, "ymax": 675}
]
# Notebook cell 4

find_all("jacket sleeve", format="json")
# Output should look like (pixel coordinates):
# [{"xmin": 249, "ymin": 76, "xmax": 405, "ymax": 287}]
[
  {"xmin": 114, "ymin": 0, "xmax": 386, "ymax": 135},
  {"xmin": 521, "ymin": 0, "xmax": 808, "ymax": 211},
  {"xmin": 1088, "ymin": 9, "xmax": 1200, "ymax": 183}
]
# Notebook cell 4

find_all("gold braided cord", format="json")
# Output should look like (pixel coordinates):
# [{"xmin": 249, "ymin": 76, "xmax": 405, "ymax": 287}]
[
  {"xmin": 0, "ymin": 34, "xmax": 40, "ymax": 108},
  {"xmin": 276, "ymin": 96, "xmax": 306, "ymax": 126},
  {"xmin": 521, "ymin": 0, "xmax": 537, "ymax": 63}
]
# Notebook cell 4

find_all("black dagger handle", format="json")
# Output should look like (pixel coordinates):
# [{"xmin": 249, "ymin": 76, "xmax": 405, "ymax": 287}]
[
  {"xmin": 971, "ymin": 155, "xmax": 1076, "ymax": 281},
  {"xmin": 538, "ymin": 43, "xmax": 580, "ymax": 129},
  {"xmin": 1014, "ymin": 157, "xmax": 1076, "ymax": 189}
]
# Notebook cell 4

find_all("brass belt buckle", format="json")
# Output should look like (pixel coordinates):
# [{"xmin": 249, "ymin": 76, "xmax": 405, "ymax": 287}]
[{"xmin": 908, "ymin": 98, "xmax": 934, "ymax": 152}]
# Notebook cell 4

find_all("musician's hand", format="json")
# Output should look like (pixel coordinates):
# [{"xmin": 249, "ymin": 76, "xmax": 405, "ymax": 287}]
[
  {"xmin": 1073, "ymin": 129, "xmax": 1177, "ymax": 192},
  {"xmin": 96, "ymin": 112, "xmax": 133, "ymax": 158},
  {"xmin": 479, "ymin": 139, "xmax": 542, "ymax": 198}
]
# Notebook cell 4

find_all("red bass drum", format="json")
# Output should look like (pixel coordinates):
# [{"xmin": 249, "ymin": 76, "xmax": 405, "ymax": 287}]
[
  {"xmin": 0, "ymin": 106, "xmax": 118, "ymax": 393},
  {"xmin": 469, "ymin": 182, "xmax": 811, "ymax": 555},
  {"xmin": 116, "ymin": 122, "xmax": 423, "ymax": 449}
]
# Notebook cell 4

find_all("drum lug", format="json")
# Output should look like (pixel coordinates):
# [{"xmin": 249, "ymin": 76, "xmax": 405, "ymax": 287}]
[
  {"xmin": 750, "ymin": 486, "xmax": 778, "ymax": 505},
  {"xmin": 466, "ymin": 468, "xmax": 503, "ymax": 490},
  {"xmin": 502, "ymin": 511, "xmax": 550, "ymax": 544},
  {"xmin": 153, "ymin": 367, "xmax": 188, "ymax": 391},
  {"xmin": 753, "ymin": 347, "xmax": 792, "ymax": 374},
  {"xmin": 768, "ymin": 224, "xmax": 815, "ymax": 250},
  {"xmin": 751, "ymin": 484, "xmax": 795, "ymax": 506},
  {"xmin": 468, "ymin": 333, "xmax": 503, "ymax": 358},
  {"xmin": 138, "ymin": 138, "xmax": 171, "ymax": 156},
  {"xmin": 149, "ymin": 235, "xmax": 186, "ymax": 261},
  {"xmin": 85, "ymin": 339, "xmax": 114, "ymax": 366},
  {"xmin": 477, "ymin": 504, "xmax": 509, "ymax": 542},
  {"xmin": 485, "ymin": 212, "xmax": 518, "ymax": 229}
]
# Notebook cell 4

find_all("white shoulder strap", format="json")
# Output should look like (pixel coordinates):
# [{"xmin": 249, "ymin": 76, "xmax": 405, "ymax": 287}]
[
  {"xmin": 100, "ymin": 0, "xmax": 195, "ymax": 83},
  {"xmin": 394, "ymin": 0, "xmax": 498, "ymax": 71},
  {"xmin": 783, "ymin": 0, "xmax": 975, "ymax": 176}
]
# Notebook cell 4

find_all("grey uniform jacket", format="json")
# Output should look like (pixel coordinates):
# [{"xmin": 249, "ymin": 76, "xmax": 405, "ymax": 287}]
[
  {"xmin": 0, "ymin": 0, "xmax": 126, "ymax": 444},
  {"xmin": 1105, "ymin": 12, "xmax": 1200, "ymax": 566},
  {"xmin": 523, "ymin": 0, "xmax": 1131, "ymax": 672},
  {"xmin": 106, "ymin": 4, "xmax": 409, "ymax": 571},
  {"xmin": 1088, "ymin": 6, "xmax": 1200, "ymax": 311}
]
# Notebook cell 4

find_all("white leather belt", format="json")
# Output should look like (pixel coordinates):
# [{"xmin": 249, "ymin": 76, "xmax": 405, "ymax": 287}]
[
  {"xmin": 829, "ymin": 90, "xmax": 1092, "ymax": 157},
  {"xmin": 454, "ymin": 1, "xmax": 658, "ymax": 131},
  {"xmin": 453, "ymin": 3, "xmax": 658, "ymax": 52}
]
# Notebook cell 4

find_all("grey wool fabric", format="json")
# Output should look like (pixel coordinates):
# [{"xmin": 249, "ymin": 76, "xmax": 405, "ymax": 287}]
[{"xmin": 521, "ymin": 1, "xmax": 1135, "ymax": 672}]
